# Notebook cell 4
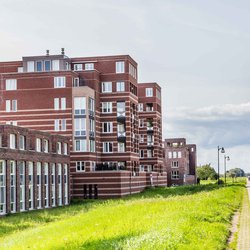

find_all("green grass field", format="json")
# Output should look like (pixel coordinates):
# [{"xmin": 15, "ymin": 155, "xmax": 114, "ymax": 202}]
[{"xmin": 0, "ymin": 183, "xmax": 245, "ymax": 250}]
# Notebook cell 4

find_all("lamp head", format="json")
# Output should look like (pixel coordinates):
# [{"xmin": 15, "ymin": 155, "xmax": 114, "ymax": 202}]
[{"xmin": 221, "ymin": 147, "xmax": 225, "ymax": 153}]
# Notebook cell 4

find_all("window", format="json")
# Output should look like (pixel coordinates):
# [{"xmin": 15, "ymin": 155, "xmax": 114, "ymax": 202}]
[
  {"xmin": 146, "ymin": 88, "xmax": 153, "ymax": 97},
  {"xmin": 171, "ymin": 170, "xmax": 179, "ymax": 179},
  {"xmin": 19, "ymin": 161, "xmax": 25, "ymax": 211},
  {"xmin": 117, "ymin": 101, "xmax": 126, "ymax": 117},
  {"xmin": 64, "ymin": 143, "xmax": 68, "ymax": 155},
  {"xmin": 0, "ymin": 161, "xmax": 6, "ymax": 215},
  {"xmin": 139, "ymin": 134, "xmax": 144, "ymax": 143},
  {"xmin": 73, "ymin": 77, "xmax": 80, "ymax": 87},
  {"xmin": 51, "ymin": 164, "xmax": 56, "ymax": 207},
  {"xmin": 89, "ymin": 98, "xmax": 95, "ymax": 115},
  {"xmin": 90, "ymin": 161, "xmax": 96, "ymax": 171},
  {"xmin": 44, "ymin": 139, "xmax": 49, "ymax": 153},
  {"xmin": 74, "ymin": 118, "xmax": 86, "ymax": 136},
  {"xmin": 173, "ymin": 152, "xmax": 177, "ymax": 158},
  {"xmin": 74, "ymin": 64, "xmax": 83, "ymax": 71},
  {"xmin": 171, "ymin": 161, "xmax": 179, "ymax": 168},
  {"xmin": 168, "ymin": 152, "xmax": 172, "ymax": 158},
  {"xmin": 54, "ymin": 98, "xmax": 59, "ymax": 110},
  {"xmin": 147, "ymin": 135, "xmax": 154, "ymax": 145},
  {"xmin": 139, "ymin": 119, "xmax": 144, "ymax": 127},
  {"xmin": 18, "ymin": 67, "xmax": 23, "ymax": 72},
  {"xmin": 90, "ymin": 140, "xmax": 95, "ymax": 152},
  {"xmin": 147, "ymin": 149, "xmax": 153, "ymax": 158},
  {"xmin": 89, "ymin": 119, "xmax": 95, "ymax": 136},
  {"xmin": 37, "ymin": 162, "xmax": 42, "ymax": 209},
  {"xmin": 28, "ymin": 162, "xmax": 33, "ymax": 209},
  {"xmin": 45, "ymin": 60, "xmax": 51, "ymax": 71},
  {"xmin": 138, "ymin": 103, "xmax": 143, "ymax": 112},
  {"xmin": 27, "ymin": 61, "xmax": 35, "ymax": 72},
  {"xmin": 61, "ymin": 119, "xmax": 66, "ymax": 131},
  {"xmin": 19, "ymin": 135, "xmax": 25, "ymax": 150},
  {"xmin": 74, "ymin": 97, "xmax": 86, "ymax": 115},
  {"xmin": 102, "ymin": 82, "xmax": 112, "ymax": 93},
  {"xmin": 54, "ymin": 97, "xmax": 66, "ymax": 111},
  {"xmin": 103, "ymin": 122, "xmax": 113, "ymax": 133},
  {"xmin": 129, "ymin": 63, "xmax": 137, "ymax": 79},
  {"xmin": 10, "ymin": 134, "xmax": 16, "ymax": 149},
  {"xmin": 102, "ymin": 102, "xmax": 112, "ymax": 113},
  {"xmin": 118, "ymin": 142, "xmax": 125, "ymax": 152},
  {"xmin": 117, "ymin": 123, "xmax": 125, "ymax": 136},
  {"xmin": 116, "ymin": 81, "xmax": 125, "ymax": 92},
  {"xmin": 61, "ymin": 98, "xmax": 66, "ymax": 110},
  {"xmin": 103, "ymin": 142, "xmax": 113, "ymax": 153},
  {"xmin": 52, "ymin": 60, "xmax": 60, "ymax": 71},
  {"xmin": 54, "ymin": 76, "xmax": 66, "ymax": 88},
  {"xmin": 64, "ymin": 164, "xmax": 68, "ymax": 205},
  {"xmin": 139, "ymin": 150, "xmax": 144, "ymax": 158},
  {"xmin": 146, "ymin": 103, "xmax": 153, "ymax": 111},
  {"xmin": 85, "ymin": 63, "xmax": 94, "ymax": 70},
  {"xmin": 178, "ymin": 151, "xmax": 182, "ymax": 158},
  {"xmin": 57, "ymin": 142, "xmax": 62, "ymax": 154},
  {"xmin": 36, "ymin": 138, "xmax": 41, "ymax": 152},
  {"xmin": 36, "ymin": 61, "xmax": 42, "ymax": 72},
  {"xmin": 58, "ymin": 164, "xmax": 62, "ymax": 206},
  {"xmin": 156, "ymin": 89, "xmax": 161, "ymax": 100},
  {"xmin": 75, "ymin": 139, "xmax": 87, "ymax": 152},
  {"xmin": 6, "ymin": 100, "xmax": 17, "ymax": 112},
  {"xmin": 6, "ymin": 79, "xmax": 17, "ymax": 90},
  {"xmin": 116, "ymin": 61, "xmax": 125, "ymax": 73},
  {"xmin": 76, "ymin": 161, "xmax": 85, "ymax": 172},
  {"xmin": 10, "ymin": 161, "xmax": 16, "ymax": 213},
  {"xmin": 44, "ymin": 163, "xmax": 49, "ymax": 208},
  {"xmin": 54, "ymin": 119, "xmax": 66, "ymax": 131},
  {"xmin": 139, "ymin": 165, "xmax": 144, "ymax": 172}
]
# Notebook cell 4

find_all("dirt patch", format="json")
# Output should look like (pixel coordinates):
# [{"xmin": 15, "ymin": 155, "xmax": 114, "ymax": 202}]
[{"xmin": 227, "ymin": 210, "xmax": 240, "ymax": 249}]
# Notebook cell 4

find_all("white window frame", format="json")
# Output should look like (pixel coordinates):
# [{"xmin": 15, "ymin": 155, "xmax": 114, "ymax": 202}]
[
  {"xmin": 102, "ymin": 82, "xmax": 112, "ymax": 93},
  {"xmin": 116, "ymin": 61, "xmax": 125, "ymax": 73},
  {"xmin": 74, "ymin": 64, "xmax": 83, "ymax": 71},
  {"xmin": 44, "ymin": 163, "xmax": 49, "ymax": 208},
  {"xmin": 74, "ymin": 118, "xmax": 86, "ymax": 136},
  {"xmin": 85, "ymin": 63, "xmax": 94, "ymax": 70},
  {"xmin": 102, "ymin": 102, "xmax": 112, "ymax": 113},
  {"xmin": 102, "ymin": 122, "xmax": 113, "ymax": 133},
  {"xmin": 64, "ymin": 164, "xmax": 68, "ymax": 205},
  {"xmin": 54, "ymin": 98, "xmax": 59, "ymax": 110},
  {"xmin": 54, "ymin": 76, "xmax": 66, "ymax": 88},
  {"xmin": 19, "ymin": 161, "xmax": 25, "ymax": 211},
  {"xmin": 36, "ymin": 138, "xmax": 41, "ymax": 152},
  {"xmin": 44, "ymin": 139, "xmax": 49, "ymax": 153},
  {"xmin": 10, "ymin": 134, "xmax": 16, "ymax": 149},
  {"xmin": 19, "ymin": 135, "xmax": 25, "ymax": 150},
  {"xmin": 58, "ymin": 164, "xmax": 62, "ymax": 206},
  {"xmin": 116, "ymin": 81, "xmax": 125, "ymax": 92},
  {"xmin": 6, "ymin": 79, "xmax": 17, "ymax": 90},
  {"xmin": 171, "ymin": 170, "xmax": 180, "ymax": 179},
  {"xmin": 118, "ymin": 142, "xmax": 125, "ymax": 153},
  {"xmin": 28, "ymin": 162, "xmax": 34, "ymax": 210},
  {"xmin": 171, "ymin": 161, "xmax": 179, "ymax": 168},
  {"xmin": 51, "ymin": 163, "xmax": 56, "ymax": 207},
  {"xmin": 103, "ymin": 142, "xmax": 113, "ymax": 153},
  {"xmin": 76, "ymin": 161, "xmax": 85, "ymax": 172},
  {"xmin": 0, "ymin": 160, "xmax": 6, "ymax": 215},
  {"xmin": 36, "ymin": 162, "xmax": 42, "ymax": 209},
  {"xmin": 74, "ymin": 97, "xmax": 86, "ymax": 115},
  {"xmin": 146, "ymin": 88, "xmax": 153, "ymax": 97},
  {"xmin": 74, "ymin": 139, "xmax": 87, "ymax": 152}
]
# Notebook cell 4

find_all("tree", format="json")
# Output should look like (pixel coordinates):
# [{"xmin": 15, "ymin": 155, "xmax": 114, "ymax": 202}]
[
  {"xmin": 196, "ymin": 164, "xmax": 218, "ymax": 180},
  {"xmin": 227, "ymin": 168, "xmax": 245, "ymax": 179}
]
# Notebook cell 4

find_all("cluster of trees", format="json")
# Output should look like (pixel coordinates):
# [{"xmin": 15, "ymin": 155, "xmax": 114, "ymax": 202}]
[{"xmin": 197, "ymin": 164, "xmax": 245, "ymax": 180}]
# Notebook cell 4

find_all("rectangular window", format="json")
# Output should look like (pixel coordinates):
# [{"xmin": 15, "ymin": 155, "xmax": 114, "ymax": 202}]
[
  {"xmin": 44, "ymin": 60, "xmax": 51, "ymax": 71},
  {"xmin": 173, "ymin": 152, "xmax": 177, "ymax": 158},
  {"xmin": 102, "ymin": 82, "xmax": 112, "ymax": 93},
  {"xmin": 139, "ymin": 150, "xmax": 144, "ymax": 158},
  {"xmin": 85, "ymin": 63, "xmax": 94, "ymax": 70},
  {"xmin": 89, "ymin": 119, "xmax": 95, "ymax": 136},
  {"xmin": 6, "ymin": 100, "xmax": 17, "ymax": 112},
  {"xmin": 0, "ymin": 160, "xmax": 6, "ymax": 214},
  {"xmin": 19, "ymin": 135, "xmax": 25, "ymax": 150},
  {"xmin": 74, "ymin": 97, "xmax": 86, "ymax": 115},
  {"xmin": 61, "ymin": 119, "xmax": 66, "ymax": 131},
  {"xmin": 74, "ymin": 64, "xmax": 83, "ymax": 71},
  {"xmin": 61, "ymin": 98, "xmax": 66, "ymax": 110},
  {"xmin": 28, "ymin": 162, "xmax": 33, "ymax": 209},
  {"xmin": 138, "ymin": 103, "xmax": 143, "ymax": 112},
  {"xmin": 74, "ymin": 118, "xmax": 86, "ymax": 136},
  {"xmin": 19, "ymin": 161, "xmax": 25, "ymax": 211},
  {"xmin": 89, "ymin": 98, "xmax": 95, "ymax": 115},
  {"xmin": 27, "ymin": 61, "xmax": 35, "ymax": 72},
  {"xmin": 54, "ymin": 119, "xmax": 60, "ymax": 131},
  {"xmin": 10, "ymin": 134, "xmax": 16, "ymax": 149},
  {"xmin": 44, "ymin": 163, "xmax": 49, "ymax": 207},
  {"xmin": 139, "ymin": 119, "xmax": 144, "ymax": 127},
  {"xmin": 64, "ymin": 164, "xmax": 68, "ymax": 205},
  {"xmin": 117, "ymin": 101, "xmax": 125, "ymax": 117},
  {"xmin": 54, "ymin": 76, "xmax": 66, "ymax": 88},
  {"xmin": 6, "ymin": 100, "xmax": 11, "ymax": 112},
  {"xmin": 171, "ymin": 170, "xmax": 180, "ymax": 179},
  {"xmin": 44, "ymin": 139, "xmax": 49, "ymax": 153},
  {"xmin": 73, "ymin": 77, "xmax": 80, "ymax": 87},
  {"xmin": 116, "ymin": 61, "xmax": 125, "ymax": 73},
  {"xmin": 76, "ymin": 161, "xmax": 85, "ymax": 172},
  {"xmin": 116, "ymin": 81, "xmax": 125, "ymax": 92},
  {"xmin": 6, "ymin": 79, "xmax": 17, "ymax": 90},
  {"xmin": 36, "ymin": 162, "xmax": 42, "ymax": 209},
  {"xmin": 36, "ymin": 138, "xmax": 41, "ymax": 152},
  {"xmin": 102, "ymin": 102, "xmax": 112, "ymax": 113},
  {"xmin": 103, "ymin": 122, "xmax": 113, "ymax": 133},
  {"xmin": 64, "ymin": 143, "xmax": 68, "ymax": 155},
  {"xmin": 178, "ymin": 151, "xmax": 182, "ymax": 158},
  {"xmin": 58, "ymin": 164, "xmax": 62, "ymax": 206},
  {"xmin": 118, "ymin": 142, "xmax": 125, "ymax": 152},
  {"xmin": 36, "ymin": 61, "xmax": 42, "ymax": 72},
  {"xmin": 147, "ymin": 149, "xmax": 153, "ymax": 158},
  {"xmin": 75, "ymin": 139, "xmax": 87, "ymax": 152},
  {"xmin": 10, "ymin": 161, "xmax": 16, "ymax": 213},
  {"xmin": 146, "ymin": 88, "xmax": 153, "ymax": 97},
  {"xmin": 52, "ymin": 60, "xmax": 60, "ymax": 71},
  {"xmin": 139, "ymin": 134, "xmax": 144, "ymax": 143},
  {"xmin": 54, "ymin": 98, "xmax": 59, "ymax": 110},
  {"xmin": 57, "ymin": 142, "xmax": 62, "ymax": 154},
  {"xmin": 129, "ymin": 63, "xmax": 137, "ymax": 79},
  {"xmin": 103, "ymin": 142, "xmax": 113, "ymax": 153},
  {"xmin": 171, "ymin": 161, "xmax": 179, "ymax": 168},
  {"xmin": 168, "ymin": 152, "xmax": 172, "ymax": 158},
  {"xmin": 90, "ymin": 140, "xmax": 95, "ymax": 152},
  {"xmin": 51, "ymin": 164, "xmax": 56, "ymax": 207}
]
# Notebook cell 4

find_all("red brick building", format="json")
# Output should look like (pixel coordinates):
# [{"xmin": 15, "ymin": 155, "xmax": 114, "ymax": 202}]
[
  {"xmin": 0, "ymin": 49, "xmax": 166, "ymax": 198},
  {"xmin": 0, "ymin": 125, "xmax": 70, "ymax": 215},
  {"xmin": 163, "ymin": 138, "xmax": 197, "ymax": 186}
]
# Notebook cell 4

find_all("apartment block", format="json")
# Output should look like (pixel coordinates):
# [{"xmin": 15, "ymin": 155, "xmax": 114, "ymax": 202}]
[
  {"xmin": 163, "ymin": 138, "xmax": 197, "ymax": 186},
  {"xmin": 0, "ymin": 125, "xmax": 70, "ymax": 215},
  {"xmin": 0, "ymin": 49, "xmax": 167, "ymax": 198}
]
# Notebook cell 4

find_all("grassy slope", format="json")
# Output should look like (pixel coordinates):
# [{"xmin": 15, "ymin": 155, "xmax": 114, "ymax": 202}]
[{"xmin": 0, "ymin": 183, "xmax": 244, "ymax": 250}]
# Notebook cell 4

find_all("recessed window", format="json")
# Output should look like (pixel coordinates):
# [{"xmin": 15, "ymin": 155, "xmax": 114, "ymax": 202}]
[
  {"xmin": 102, "ymin": 82, "xmax": 112, "ymax": 93},
  {"xmin": 74, "ymin": 64, "xmax": 83, "ymax": 71},
  {"xmin": 138, "ymin": 103, "xmax": 143, "ymax": 112},
  {"xmin": 90, "ymin": 140, "xmax": 95, "ymax": 152},
  {"xmin": 103, "ymin": 142, "xmax": 113, "ymax": 153},
  {"xmin": 19, "ymin": 135, "xmax": 25, "ymax": 150},
  {"xmin": 168, "ymin": 152, "xmax": 172, "ymax": 158},
  {"xmin": 52, "ymin": 60, "xmax": 60, "ymax": 71},
  {"xmin": 85, "ymin": 63, "xmax": 94, "ymax": 70},
  {"xmin": 36, "ymin": 138, "xmax": 41, "ymax": 152},
  {"xmin": 139, "ymin": 150, "xmax": 144, "ymax": 158},
  {"xmin": 171, "ymin": 170, "xmax": 179, "ymax": 179},
  {"xmin": 116, "ymin": 61, "xmax": 125, "ymax": 73},
  {"xmin": 102, "ymin": 102, "xmax": 112, "ymax": 113},
  {"xmin": 54, "ymin": 76, "xmax": 66, "ymax": 88},
  {"xmin": 75, "ymin": 139, "xmax": 87, "ymax": 152},
  {"xmin": 6, "ymin": 100, "xmax": 17, "ymax": 112},
  {"xmin": 10, "ymin": 134, "xmax": 16, "ymax": 149},
  {"xmin": 6, "ymin": 79, "xmax": 17, "ymax": 90},
  {"xmin": 74, "ymin": 118, "xmax": 86, "ymax": 136},
  {"xmin": 76, "ymin": 161, "xmax": 85, "ymax": 172},
  {"xmin": 178, "ymin": 151, "xmax": 182, "ymax": 158},
  {"xmin": 44, "ymin": 139, "xmax": 49, "ymax": 153},
  {"xmin": 103, "ymin": 122, "xmax": 113, "ymax": 133},
  {"xmin": 36, "ymin": 61, "xmax": 42, "ymax": 72},
  {"xmin": 44, "ymin": 61, "xmax": 51, "ymax": 71},
  {"xmin": 74, "ymin": 97, "xmax": 86, "ymax": 115},
  {"xmin": 116, "ymin": 81, "xmax": 125, "ymax": 92},
  {"xmin": 27, "ymin": 61, "xmax": 35, "ymax": 72},
  {"xmin": 146, "ymin": 88, "xmax": 153, "ymax": 97},
  {"xmin": 57, "ymin": 142, "xmax": 62, "ymax": 154},
  {"xmin": 171, "ymin": 161, "xmax": 179, "ymax": 168}
]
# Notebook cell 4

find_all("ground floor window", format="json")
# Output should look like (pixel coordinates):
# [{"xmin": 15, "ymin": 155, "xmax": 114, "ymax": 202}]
[
  {"xmin": 10, "ymin": 161, "xmax": 16, "ymax": 213},
  {"xmin": 171, "ymin": 170, "xmax": 180, "ymax": 179},
  {"xmin": 0, "ymin": 160, "xmax": 6, "ymax": 215}
]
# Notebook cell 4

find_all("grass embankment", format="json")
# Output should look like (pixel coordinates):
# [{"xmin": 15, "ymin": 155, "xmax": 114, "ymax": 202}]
[{"xmin": 0, "ymin": 183, "xmax": 245, "ymax": 250}]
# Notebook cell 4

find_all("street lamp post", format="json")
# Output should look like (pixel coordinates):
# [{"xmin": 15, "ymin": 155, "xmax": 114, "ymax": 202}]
[
  {"xmin": 217, "ymin": 146, "xmax": 225, "ymax": 184},
  {"xmin": 224, "ymin": 155, "xmax": 230, "ymax": 184}
]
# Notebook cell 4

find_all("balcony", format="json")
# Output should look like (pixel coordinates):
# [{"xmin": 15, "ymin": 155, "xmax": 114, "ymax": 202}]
[
  {"xmin": 117, "ymin": 111, "xmax": 125, "ymax": 117},
  {"xmin": 147, "ymin": 141, "xmax": 154, "ymax": 147},
  {"xmin": 95, "ymin": 163, "xmax": 127, "ymax": 171},
  {"xmin": 118, "ymin": 131, "xmax": 126, "ymax": 137}
]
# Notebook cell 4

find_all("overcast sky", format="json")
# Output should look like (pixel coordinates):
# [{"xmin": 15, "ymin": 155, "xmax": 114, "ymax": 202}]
[{"xmin": 1, "ymin": 0, "xmax": 250, "ymax": 173}]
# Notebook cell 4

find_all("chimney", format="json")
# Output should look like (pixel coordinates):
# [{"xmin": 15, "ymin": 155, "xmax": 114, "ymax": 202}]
[
  {"xmin": 46, "ymin": 50, "xmax": 49, "ymax": 56},
  {"xmin": 61, "ymin": 48, "xmax": 65, "ymax": 55}
]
